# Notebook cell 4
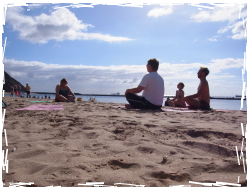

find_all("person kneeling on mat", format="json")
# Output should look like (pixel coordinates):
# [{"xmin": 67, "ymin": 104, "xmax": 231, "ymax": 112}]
[{"xmin": 125, "ymin": 58, "xmax": 164, "ymax": 109}]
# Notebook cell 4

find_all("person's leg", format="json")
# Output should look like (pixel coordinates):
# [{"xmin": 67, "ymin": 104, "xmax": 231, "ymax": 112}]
[
  {"xmin": 125, "ymin": 93, "xmax": 147, "ymax": 109},
  {"xmin": 165, "ymin": 98, "xmax": 170, "ymax": 106},
  {"xmin": 200, "ymin": 101, "xmax": 210, "ymax": 110},
  {"xmin": 144, "ymin": 101, "xmax": 162, "ymax": 109},
  {"xmin": 167, "ymin": 99, "xmax": 175, "ymax": 107},
  {"xmin": 174, "ymin": 101, "xmax": 185, "ymax": 107},
  {"xmin": 56, "ymin": 95, "xmax": 68, "ymax": 102},
  {"xmin": 185, "ymin": 98, "xmax": 200, "ymax": 109},
  {"xmin": 67, "ymin": 96, "xmax": 75, "ymax": 102}
]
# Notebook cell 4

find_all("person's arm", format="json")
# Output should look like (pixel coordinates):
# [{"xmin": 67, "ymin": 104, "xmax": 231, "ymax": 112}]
[
  {"xmin": 183, "ymin": 81, "xmax": 206, "ymax": 100},
  {"xmin": 67, "ymin": 86, "xmax": 75, "ymax": 98},
  {"xmin": 170, "ymin": 91, "xmax": 178, "ymax": 102},
  {"xmin": 125, "ymin": 86, "xmax": 145, "ymax": 96},
  {"xmin": 178, "ymin": 90, "xmax": 184, "ymax": 100},
  {"xmin": 55, "ymin": 85, "xmax": 61, "ymax": 96}
]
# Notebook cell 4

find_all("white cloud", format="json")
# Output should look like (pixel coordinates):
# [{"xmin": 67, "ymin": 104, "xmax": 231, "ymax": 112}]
[
  {"xmin": 147, "ymin": 6, "xmax": 173, "ymax": 18},
  {"xmin": 218, "ymin": 24, "xmax": 234, "ymax": 33},
  {"xmin": 6, "ymin": 7, "xmax": 132, "ymax": 43},
  {"xmin": 3, "ymin": 58, "xmax": 243, "ymax": 94},
  {"xmin": 208, "ymin": 37, "xmax": 218, "ymax": 42},
  {"xmin": 208, "ymin": 58, "xmax": 244, "ymax": 74},
  {"xmin": 193, "ymin": 38, "xmax": 198, "ymax": 43},
  {"xmin": 231, "ymin": 18, "xmax": 247, "ymax": 39},
  {"xmin": 27, "ymin": 3, "xmax": 48, "ymax": 9},
  {"xmin": 51, "ymin": 5, "xmax": 61, "ymax": 10},
  {"xmin": 213, "ymin": 83, "xmax": 221, "ymax": 87},
  {"xmin": 190, "ymin": 4, "xmax": 247, "ymax": 23},
  {"xmin": 217, "ymin": 18, "xmax": 247, "ymax": 39},
  {"xmin": 191, "ymin": 4, "xmax": 247, "ymax": 40}
]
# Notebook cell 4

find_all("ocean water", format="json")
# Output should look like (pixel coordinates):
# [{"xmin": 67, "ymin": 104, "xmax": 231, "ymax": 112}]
[{"xmin": 4, "ymin": 93, "xmax": 247, "ymax": 111}]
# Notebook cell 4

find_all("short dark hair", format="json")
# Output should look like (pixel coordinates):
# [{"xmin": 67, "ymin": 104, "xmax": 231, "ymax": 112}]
[
  {"xmin": 179, "ymin": 82, "xmax": 185, "ymax": 89},
  {"xmin": 200, "ymin": 67, "xmax": 209, "ymax": 76},
  {"xmin": 60, "ymin": 78, "xmax": 68, "ymax": 84},
  {"xmin": 147, "ymin": 58, "xmax": 159, "ymax": 71}
]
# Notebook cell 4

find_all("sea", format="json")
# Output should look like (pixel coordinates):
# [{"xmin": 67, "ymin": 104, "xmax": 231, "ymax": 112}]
[{"xmin": 3, "ymin": 93, "xmax": 247, "ymax": 111}]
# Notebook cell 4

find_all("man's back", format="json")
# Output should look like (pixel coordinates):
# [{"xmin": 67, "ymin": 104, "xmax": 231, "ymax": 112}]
[
  {"xmin": 26, "ymin": 85, "xmax": 30, "ymax": 91},
  {"xmin": 140, "ymin": 72, "xmax": 164, "ymax": 106}
]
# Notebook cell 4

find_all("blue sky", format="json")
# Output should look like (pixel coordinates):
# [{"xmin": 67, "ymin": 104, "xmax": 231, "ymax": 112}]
[{"xmin": 2, "ymin": 2, "xmax": 247, "ymax": 96}]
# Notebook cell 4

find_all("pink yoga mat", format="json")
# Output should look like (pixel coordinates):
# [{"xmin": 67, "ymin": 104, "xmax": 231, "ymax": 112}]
[
  {"xmin": 111, "ymin": 106, "xmax": 199, "ymax": 112},
  {"xmin": 15, "ymin": 104, "xmax": 64, "ymax": 111},
  {"xmin": 161, "ymin": 108, "xmax": 199, "ymax": 112}
]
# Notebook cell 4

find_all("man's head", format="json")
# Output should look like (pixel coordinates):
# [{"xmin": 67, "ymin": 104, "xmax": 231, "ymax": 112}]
[
  {"xmin": 198, "ymin": 67, "xmax": 209, "ymax": 78},
  {"xmin": 147, "ymin": 58, "xmax": 159, "ymax": 72}
]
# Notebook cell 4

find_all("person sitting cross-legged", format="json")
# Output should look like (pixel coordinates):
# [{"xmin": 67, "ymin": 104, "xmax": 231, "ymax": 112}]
[
  {"xmin": 55, "ymin": 78, "xmax": 75, "ymax": 102},
  {"xmin": 166, "ymin": 82, "xmax": 186, "ymax": 108},
  {"xmin": 125, "ymin": 58, "xmax": 164, "ymax": 109},
  {"xmin": 183, "ymin": 67, "xmax": 210, "ymax": 110}
]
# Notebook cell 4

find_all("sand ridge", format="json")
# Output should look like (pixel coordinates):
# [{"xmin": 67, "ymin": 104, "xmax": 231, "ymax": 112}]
[{"xmin": 2, "ymin": 97, "xmax": 247, "ymax": 187}]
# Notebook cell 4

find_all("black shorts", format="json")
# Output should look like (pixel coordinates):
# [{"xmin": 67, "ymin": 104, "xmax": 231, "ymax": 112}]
[
  {"xmin": 200, "ymin": 100, "xmax": 210, "ymax": 110},
  {"xmin": 126, "ymin": 92, "xmax": 162, "ymax": 109},
  {"xmin": 27, "ymin": 91, "xmax": 30, "ymax": 94}
]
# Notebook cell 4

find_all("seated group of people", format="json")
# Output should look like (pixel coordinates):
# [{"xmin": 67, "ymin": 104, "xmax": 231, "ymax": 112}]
[
  {"xmin": 125, "ymin": 58, "xmax": 210, "ymax": 110},
  {"xmin": 56, "ymin": 58, "xmax": 210, "ymax": 110}
]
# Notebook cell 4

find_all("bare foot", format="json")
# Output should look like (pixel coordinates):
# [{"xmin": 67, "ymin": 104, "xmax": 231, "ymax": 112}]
[{"xmin": 125, "ymin": 104, "xmax": 134, "ymax": 109}]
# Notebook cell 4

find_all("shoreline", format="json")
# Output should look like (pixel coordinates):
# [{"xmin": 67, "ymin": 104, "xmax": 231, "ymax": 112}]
[{"xmin": 3, "ymin": 91, "xmax": 246, "ymax": 100}]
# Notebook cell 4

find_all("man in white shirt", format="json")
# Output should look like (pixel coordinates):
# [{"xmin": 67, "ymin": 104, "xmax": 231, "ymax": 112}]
[{"xmin": 125, "ymin": 58, "xmax": 164, "ymax": 109}]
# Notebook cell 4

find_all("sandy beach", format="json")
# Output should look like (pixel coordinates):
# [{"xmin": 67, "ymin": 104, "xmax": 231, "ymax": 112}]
[{"xmin": 2, "ymin": 97, "xmax": 247, "ymax": 187}]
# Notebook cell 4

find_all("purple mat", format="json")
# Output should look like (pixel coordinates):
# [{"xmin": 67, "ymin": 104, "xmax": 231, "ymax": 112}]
[{"xmin": 15, "ymin": 104, "xmax": 64, "ymax": 111}]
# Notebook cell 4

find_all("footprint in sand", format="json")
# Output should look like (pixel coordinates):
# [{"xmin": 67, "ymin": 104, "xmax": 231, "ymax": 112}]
[
  {"xmin": 108, "ymin": 160, "xmax": 141, "ymax": 170},
  {"xmin": 85, "ymin": 132, "xmax": 99, "ymax": 139},
  {"xmin": 15, "ymin": 149, "xmax": 46, "ymax": 159},
  {"xmin": 144, "ymin": 124, "xmax": 158, "ymax": 128},
  {"xmin": 137, "ymin": 146, "xmax": 155, "ymax": 154},
  {"xmin": 182, "ymin": 141, "xmax": 234, "ymax": 157},
  {"xmin": 185, "ymin": 129, "xmax": 238, "ymax": 141},
  {"xmin": 150, "ymin": 171, "xmax": 191, "ymax": 182},
  {"xmin": 27, "ymin": 162, "xmax": 47, "ymax": 174}
]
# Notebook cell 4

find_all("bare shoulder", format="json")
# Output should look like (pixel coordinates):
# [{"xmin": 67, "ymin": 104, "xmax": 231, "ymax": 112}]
[{"xmin": 67, "ymin": 85, "xmax": 73, "ymax": 92}]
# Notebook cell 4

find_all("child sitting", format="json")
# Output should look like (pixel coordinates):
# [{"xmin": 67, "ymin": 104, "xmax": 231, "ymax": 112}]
[{"xmin": 166, "ymin": 82, "xmax": 186, "ymax": 108}]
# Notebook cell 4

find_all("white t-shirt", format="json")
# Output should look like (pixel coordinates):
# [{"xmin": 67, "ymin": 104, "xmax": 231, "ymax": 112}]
[{"xmin": 139, "ymin": 72, "xmax": 164, "ymax": 106}]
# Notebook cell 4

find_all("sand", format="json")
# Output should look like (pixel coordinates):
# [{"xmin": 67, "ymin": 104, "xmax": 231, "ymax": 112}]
[{"xmin": 2, "ymin": 97, "xmax": 247, "ymax": 187}]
